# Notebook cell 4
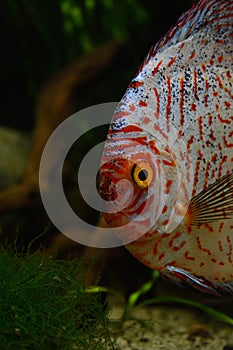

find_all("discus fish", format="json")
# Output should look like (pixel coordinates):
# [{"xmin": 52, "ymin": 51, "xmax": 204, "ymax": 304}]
[{"xmin": 99, "ymin": 0, "xmax": 233, "ymax": 295}]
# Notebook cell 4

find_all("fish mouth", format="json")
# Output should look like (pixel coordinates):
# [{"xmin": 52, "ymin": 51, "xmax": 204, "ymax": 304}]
[
  {"xmin": 97, "ymin": 169, "xmax": 118, "ymax": 202},
  {"xmin": 102, "ymin": 210, "xmax": 131, "ymax": 228}
]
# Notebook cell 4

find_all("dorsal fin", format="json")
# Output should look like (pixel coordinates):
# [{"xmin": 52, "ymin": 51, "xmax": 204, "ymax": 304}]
[{"xmin": 137, "ymin": 0, "xmax": 233, "ymax": 74}]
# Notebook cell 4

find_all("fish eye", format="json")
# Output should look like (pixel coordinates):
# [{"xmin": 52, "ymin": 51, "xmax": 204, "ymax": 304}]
[{"xmin": 131, "ymin": 161, "xmax": 153, "ymax": 188}]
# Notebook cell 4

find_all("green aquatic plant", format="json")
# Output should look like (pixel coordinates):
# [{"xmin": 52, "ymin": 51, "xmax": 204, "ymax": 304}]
[
  {"xmin": 122, "ymin": 271, "xmax": 233, "ymax": 326},
  {"xmin": 1, "ymin": 242, "xmax": 232, "ymax": 350},
  {"xmin": 89, "ymin": 270, "xmax": 233, "ymax": 327},
  {"xmin": 0, "ymin": 246, "xmax": 115, "ymax": 350}
]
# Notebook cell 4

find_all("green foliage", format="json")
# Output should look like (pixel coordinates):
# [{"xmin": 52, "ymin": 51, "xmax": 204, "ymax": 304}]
[
  {"xmin": 123, "ymin": 272, "xmax": 233, "ymax": 326},
  {"xmin": 60, "ymin": 0, "xmax": 148, "ymax": 48},
  {"xmin": 0, "ymin": 246, "xmax": 115, "ymax": 350},
  {"xmin": 2, "ymin": 0, "xmax": 148, "ymax": 100},
  {"xmin": 2, "ymin": 0, "xmax": 193, "ymax": 130},
  {"xmin": 139, "ymin": 296, "xmax": 233, "ymax": 326},
  {"xmin": 90, "ymin": 271, "xmax": 233, "ymax": 328}
]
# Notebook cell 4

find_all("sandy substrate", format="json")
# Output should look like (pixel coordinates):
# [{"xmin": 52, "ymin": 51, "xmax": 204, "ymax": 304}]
[{"xmin": 110, "ymin": 304, "xmax": 233, "ymax": 350}]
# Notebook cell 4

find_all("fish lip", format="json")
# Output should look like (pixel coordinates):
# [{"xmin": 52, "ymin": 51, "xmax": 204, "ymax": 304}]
[{"xmin": 102, "ymin": 211, "xmax": 130, "ymax": 228}]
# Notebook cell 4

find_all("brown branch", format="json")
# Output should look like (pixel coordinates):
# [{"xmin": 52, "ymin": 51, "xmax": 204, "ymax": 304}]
[{"xmin": 0, "ymin": 40, "xmax": 119, "ymax": 213}]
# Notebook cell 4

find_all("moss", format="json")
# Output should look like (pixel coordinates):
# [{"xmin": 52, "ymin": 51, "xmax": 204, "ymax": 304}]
[{"xmin": 0, "ymin": 246, "xmax": 115, "ymax": 350}]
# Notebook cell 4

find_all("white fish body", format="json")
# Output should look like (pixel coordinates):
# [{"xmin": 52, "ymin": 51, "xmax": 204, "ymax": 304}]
[{"xmin": 99, "ymin": 0, "xmax": 233, "ymax": 295}]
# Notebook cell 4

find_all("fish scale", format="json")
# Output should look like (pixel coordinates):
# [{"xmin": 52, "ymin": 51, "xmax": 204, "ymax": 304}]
[{"xmin": 99, "ymin": 0, "xmax": 233, "ymax": 295}]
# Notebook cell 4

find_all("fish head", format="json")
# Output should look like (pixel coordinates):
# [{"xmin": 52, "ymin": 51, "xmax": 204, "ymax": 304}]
[
  {"xmin": 97, "ymin": 110, "xmax": 193, "ymax": 243},
  {"xmin": 97, "ymin": 123, "xmax": 166, "ymax": 242}
]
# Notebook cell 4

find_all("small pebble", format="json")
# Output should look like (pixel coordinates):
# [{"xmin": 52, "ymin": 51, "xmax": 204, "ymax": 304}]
[
  {"xmin": 188, "ymin": 324, "xmax": 211, "ymax": 340},
  {"xmin": 139, "ymin": 337, "xmax": 149, "ymax": 342}
]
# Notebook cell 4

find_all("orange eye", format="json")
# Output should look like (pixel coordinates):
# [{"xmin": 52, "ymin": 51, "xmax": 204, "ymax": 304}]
[{"xmin": 131, "ymin": 161, "xmax": 153, "ymax": 188}]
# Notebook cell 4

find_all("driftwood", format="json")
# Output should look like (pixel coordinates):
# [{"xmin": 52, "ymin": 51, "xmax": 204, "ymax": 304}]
[{"xmin": 0, "ymin": 41, "xmax": 119, "ymax": 213}]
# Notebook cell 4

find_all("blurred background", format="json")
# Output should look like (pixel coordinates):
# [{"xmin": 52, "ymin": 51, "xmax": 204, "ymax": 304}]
[{"xmin": 1, "ymin": 0, "xmax": 193, "ymax": 131}]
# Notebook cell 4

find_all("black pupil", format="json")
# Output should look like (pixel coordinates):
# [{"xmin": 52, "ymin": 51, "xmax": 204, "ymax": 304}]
[{"xmin": 138, "ymin": 169, "xmax": 148, "ymax": 181}]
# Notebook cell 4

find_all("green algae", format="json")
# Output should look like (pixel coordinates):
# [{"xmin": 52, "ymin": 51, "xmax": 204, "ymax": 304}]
[{"xmin": 0, "ymin": 246, "xmax": 115, "ymax": 350}]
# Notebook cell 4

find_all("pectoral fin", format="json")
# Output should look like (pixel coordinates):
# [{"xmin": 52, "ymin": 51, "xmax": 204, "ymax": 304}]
[{"xmin": 187, "ymin": 172, "xmax": 233, "ymax": 226}]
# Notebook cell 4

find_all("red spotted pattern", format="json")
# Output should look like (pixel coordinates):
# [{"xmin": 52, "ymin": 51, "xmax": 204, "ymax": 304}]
[{"xmin": 100, "ymin": 0, "xmax": 233, "ymax": 296}]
